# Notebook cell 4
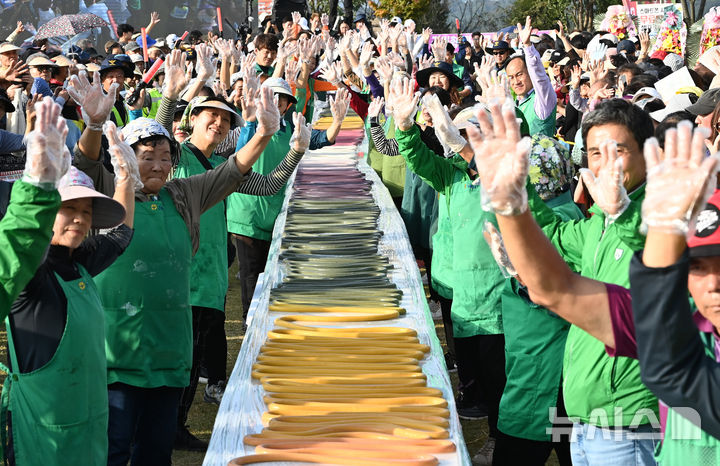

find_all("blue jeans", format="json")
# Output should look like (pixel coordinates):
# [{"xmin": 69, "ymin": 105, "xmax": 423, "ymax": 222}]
[
  {"xmin": 107, "ymin": 383, "xmax": 183, "ymax": 466},
  {"xmin": 570, "ymin": 422, "xmax": 659, "ymax": 466}
]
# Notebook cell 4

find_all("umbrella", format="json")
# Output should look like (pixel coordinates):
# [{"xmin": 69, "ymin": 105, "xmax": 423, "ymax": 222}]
[
  {"xmin": 498, "ymin": 25, "xmax": 517, "ymax": 35},
  {"xmin": 34, "ymin": 13, "xmax": 108, "ymax": 40}
]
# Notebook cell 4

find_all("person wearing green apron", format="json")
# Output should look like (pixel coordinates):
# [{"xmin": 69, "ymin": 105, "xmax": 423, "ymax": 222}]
[
  {"xmin": 394, "ymin": 92, "xmax": 506, "ymax": 460},
  {"xmin": 226, "ymin": 78, "xmax": 349, "ymax": 319},
  {"xmin": 72, "ymin": 84, "xmax": 284, "ymax": 465},
  {"xmin": 172, "ymin": 96, "xmax": 310, "ymax": 450},
  {"xmin": 3, "ymin": 103, "xmax": 133, "ymax": 466},
  {"xmin": 493, "ymin": 135, "xmax": 581, "ymax": 466}
]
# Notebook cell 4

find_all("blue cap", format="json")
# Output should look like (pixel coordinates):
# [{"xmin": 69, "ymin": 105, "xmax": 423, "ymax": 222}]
[{"xmin": 136, "ymin": 34, "xmax": 157, "ymax": 48}]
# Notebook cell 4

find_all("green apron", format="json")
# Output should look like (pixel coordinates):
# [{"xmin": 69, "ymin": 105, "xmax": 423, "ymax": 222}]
[
  {"xmin": 400, "ymin": 167, "xmax": 438, "ymax": 251},
  {"xmin": 518, "ymin": 91, "xmax": 556, "ymax": 137},
  {"xmin": 2, "ymin": 266, "xmax": 108, "ymax": 465},
  {"xmin": 226, "ymin": 125, "xmax": 292, "ymax": 241},
  {"xmin": 96, "ymin": 188, "xmax": 193, "ymax": 388},
  {"xmin": 174, "ymin": 143, "xmax": 228, "ymax": 312},
  {"xmin": 429, "ymin": 193, "xmax": 453, "ymax": 300},
  {"xmin": 655, "ymin": 332, "xmax": 720, "ymax": 465},
  {"xmin": 364, "ymin": 117, "xmax": 405, "ymax": 198}
]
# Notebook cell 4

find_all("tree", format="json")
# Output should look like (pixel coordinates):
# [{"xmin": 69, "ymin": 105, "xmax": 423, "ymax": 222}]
[
  {"xmin": 370, "ymin": 0, "xmax": 432, "ymax": 21},
  {"xmin": 417, "ymin": 0, "xmax": 451, "ymax": 32},
  {"xmin": 680, "ymin": 0, "xmax": 708, "ymax": 29},
  {"xmin": 342, "ymin": 0, "xmax": 353, "ymax": 23},
  {"xmin": 453, "ymin": 0, "xmax": 506, "ymax": 34},
  {"xmin": 507, "ymin": 0, "xmax": 616, "ymax": 32}
]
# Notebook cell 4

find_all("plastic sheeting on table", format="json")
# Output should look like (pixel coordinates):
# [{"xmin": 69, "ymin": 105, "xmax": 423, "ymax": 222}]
[{"xmin": 203, "ymin": 143, "xmax": 470, "ymax": 466}]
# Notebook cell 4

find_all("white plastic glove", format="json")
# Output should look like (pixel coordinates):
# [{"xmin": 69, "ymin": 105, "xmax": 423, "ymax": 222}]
[
  {"xmin": 374, "ymin": 56, "xmax": 393, "ymax": 82},
  {"xmin": 422, "ymin": 93, "xmax": 466, "ymax": 154},
  {"xmin": 23, "ymin": 97, "xmax": 71, "ymax": 189},
  {"xmin": 285, "ymin": 59, "xmax": 300, "ymax": 87},
  {"xmin": 329, "ymin": 88, "xmax": 351, "ymax": 122},
  {"xmin": 104, "ymin": 121, "xmax": 143, "ymax": 191},
  {"xmin": 66, "ymin": 70, "xmax": 117, "ymax": 131},
  {"xmin": 467, "ymin": 100, "xmax": 532, "ymax": 216},
  {"xmin": 290, "ymin": 112, "xmax": 312, "ymax": 152},
  {"xmin": 641, "ymin": 122, "xmax": 719, "ymax": 235},
  {"xmin": 418, "ymin": 54, "xmax": 433, "ymax": 71},
  {"xmin": 195, "ymin": 43, "xmax": 217, "ymax": 85},
  {"xmin": 163, "ymin": 49, "xmax": 190, "ymax": 100},
  {"xmin": 367, "ymin": 97, "xmax": 384, "ymax": 119},
  {"xmin": 320, "ymin": 61, "xmax": 343, "ymax": 87},
  {"xmin": 214, "ymin": 38, "xmax": 234, "ymax": 61},
  {"xmin": 578, "ymin": 140, "xmax": 630, "ymax": 217},
  {"xmin": 483, "ymin": 221, "xmax": 517, "ymax": 278},
  {"xmin": 390, "ymin": 77, "xmax": 419, "ymax": 131},
  {"xmin": 431, "ymin": 37, "xmax": 448, "ymax": 62},
  {"xmin": 297, "ymin": 37, "xmax": 314, "ymax": 65},
  {"xmin": 359, "ymin": 42, "xmax": 374, "ymax": 68},
  {"xmin": 256, "ymin": 86, "xmax": 281, "ymax": 136}
]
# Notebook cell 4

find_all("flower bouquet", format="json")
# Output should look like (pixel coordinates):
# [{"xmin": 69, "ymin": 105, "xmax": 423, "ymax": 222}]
[
  {"xmin": 600, "ymin": 5, "xmax": 637, "ymax": 40},
  {"xmin": 701, "ymin": 7, "xmax": 720, "ymax": 54},
  {"xmin": 651, "ymin": 4, "xmax": 687, "ymax": 56}
]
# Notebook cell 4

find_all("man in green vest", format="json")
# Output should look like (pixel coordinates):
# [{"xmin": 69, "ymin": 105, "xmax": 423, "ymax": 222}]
[
  {"xmin": 470, "ymin": 102, "xmax": 720, "ymax": 465},
  {"xmin": 507, "ymin": 17, "xmax": 557, "ymax": 137},
  {"xmin": 99, "ymin": 56, "xmax": 132, "ymax": 129}
]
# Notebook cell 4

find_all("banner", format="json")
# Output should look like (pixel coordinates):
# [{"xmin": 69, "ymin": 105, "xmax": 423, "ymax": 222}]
[{"xmin": 637, "ymin": 2, "xmax": 675, "ymax": 37}]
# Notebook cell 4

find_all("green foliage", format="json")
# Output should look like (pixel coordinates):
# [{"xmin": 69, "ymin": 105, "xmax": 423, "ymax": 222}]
[
  {"xmin": 507, "ymin": 0, "xmax": 570, "ymax": 29},
  {"xmin": 371, "ymin": 0, "xmax": 432, "ymax": 20},
  {"xmin": 416, "ymin": 0, "xmax": 451, "ymax": 32}
]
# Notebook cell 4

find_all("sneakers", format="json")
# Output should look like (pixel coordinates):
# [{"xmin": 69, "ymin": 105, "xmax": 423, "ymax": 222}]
[
  {"xmin": 198, "ymin": 366, "xmax": 208, "ymax": 385},
  {"xmin": 471, "ymin": 437, "xmax": 495, "ymax": 465},
  {"xmin": 456, "ymin": 392, "xmax": 488, "ymax": 420},
  {"xmin": 204, "ymin": 380, "xmax": 226, "ymax": 405},
  {"xmin": 174, "ymin": 425, "xmax": 208, "ymax": 451},
  {"xmin": 444, "ymin": 352, "xmax": 457, "ymax": 373}
]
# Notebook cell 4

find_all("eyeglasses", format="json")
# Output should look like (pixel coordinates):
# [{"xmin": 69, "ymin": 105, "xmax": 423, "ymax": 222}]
[
  {"xmin": 33, "ymin": 66, "xmax": 53, "ymax": 73},
  {"xmin": 492, "ymin": 51, "xmax": 507, "ymax": 56}
]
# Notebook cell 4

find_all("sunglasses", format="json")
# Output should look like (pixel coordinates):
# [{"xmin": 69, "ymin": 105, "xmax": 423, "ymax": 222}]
[
  {"xmin": 33, "ymin": 66, "xmax": 54, "ymax": 72},
  {"xmin": 492, "ymin": 51, "xmax": 508, "ymax": 55}
]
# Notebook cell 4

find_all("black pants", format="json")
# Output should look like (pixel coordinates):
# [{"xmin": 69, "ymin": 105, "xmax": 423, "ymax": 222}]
[
  {"xmin": 454, "ymin": 333, "xmax": 506, "ymax": 437},
  {"xmin": 177, "ymin": 306, "xmax": 227, "ymax": 428},
  {"xmin": 438, "ymin": 296, "xmax": 455, "ymax": 360},
  {"xmin": 493, "ymin": 381, "xmax": 572, "ymax": 466},
  {"xmin": 234, "ymin": 235, "xmax": 271, "ymax": 318}
]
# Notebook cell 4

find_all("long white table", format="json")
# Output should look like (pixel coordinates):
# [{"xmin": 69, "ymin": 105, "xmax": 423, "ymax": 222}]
[{"xmin": 203, "ymin": 143, "xmax": 471, "ymax": 466}]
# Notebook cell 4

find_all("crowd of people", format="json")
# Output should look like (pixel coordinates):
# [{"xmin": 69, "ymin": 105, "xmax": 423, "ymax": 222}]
[{"xmin": 2, "ymin": 4, "xmax": 720, "ymax": 466}]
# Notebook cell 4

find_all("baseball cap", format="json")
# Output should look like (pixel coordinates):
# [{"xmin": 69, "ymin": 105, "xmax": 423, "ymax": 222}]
[
  {"xmin": 600, "ymin": 33, "xmax": 619, "ymax": 45},
  {"xmin": 617, "ymin": 39, "xmax": 636, "ymax": 55},
  {"xmin": 689, "ymin": 190, "xmax": 720, "ymax": 257},
  {"xmin": 262, "ymin": 77, "xmax": 297, "ymax": 104},
  {"xmin": 687, "ymin": 88, "xmax": 720, "ymax": 116},
  {"xmin": 57, "ymin": 166, "xmax": 126, "ymax": 229}
]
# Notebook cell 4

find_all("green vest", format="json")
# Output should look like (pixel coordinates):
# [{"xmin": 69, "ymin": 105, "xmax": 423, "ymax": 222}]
[
  {"xmin": 2, "ymin": 266, "xmax": 108, "ymax": 465},
  {"xmin": 142, "ymin": 88, "xmax": 163, "ymax": 120},
  {"xmin": 226, "ymin": 125, "xmax": 292, "ymax": 241},
  {"xmin": 429, "ymin": 193, "xmax": 453, "ymax": 299},
  {"xmin": 518, "ymin": 91, "xmax": 556, "ymax": 137},
  {"xmin": 656, "ymin": 331, "xmax": 720, "ymax": 465},
  {"xmin": 96, "ymin": 188, "xmax": 193, "ymax": 388},
  {"xmin": 365, "ymin": 117, "xmax": 405, "ymax": 198},
  {"xmin": 111, "ymin": 103, "xmax": 129, "ymax": 128},
  {"xmin": 174, "ymin": 143, "xmax": 228, "ymax": 311},
  {"xmin": 498, "ymin": 191, "xmax": 583, "ymax": 441}
]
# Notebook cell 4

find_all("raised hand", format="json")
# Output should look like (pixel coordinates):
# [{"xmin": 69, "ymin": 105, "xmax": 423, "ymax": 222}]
[
  {"xmin": 285, "ymin": 58, "xmax": 300, "ymax": 87},
  {"xmin": 517, "ymin": 15, "xmax": 532, "ymax": 47},
  {"xmin": 241, "ymin": 64, "xmax": 261, "ymax": 122},
  {"xmin": 297, "ymin": 37, "xmax": 313, "ymax": 64},
  {"xmin": 329, "ymin": 87, "xmax": 351, "ymax": 122},
  {"xmin": 163, "ymin": 49, "xmax": 189, "ymax": 100},
  {"xmin": 422, "ymin": 93, "xmax": 466, "ymax": 153},
  {"xmin": 67, "ymin": 70, "xmax": 117, "ymax": 131},
  {"xmin": 421, "ymin": 27, "xmax": 432, "ymax": 44},
  {"xmin": 642, "ymin": 122, "xmax": 719, "ymax": 234},
  {"xmin": 367, "ymin": 96, "xmax": 385, "ymax": 118},
  {"xmin": 578, "ymin": 140, "xmax": 630, "ymax": 216},
  {"xmin": 556, "ymin": 20, "xmax": 565, "ymax": 38},
  {"xmin": 255, "ymin": 86, "xmax": 281, "ymax": 136},
  {"xmin": 390, "ymin": 77, "xmax": 419, "ymax": 131},
  {"xmin": 214, "ymin": 38, "xmax": 234, "ymax": 61},
  {"xmin": 195, "ymin": 43, "xmax": 217, "ymax": 84},
  {"xmin": 431, "ymin": 37, "xmax": 447, "ymax": 62},
  {"xmin": 467, "ymin": 100, "xmax": 532, "ymax": 216},
  {"xmin": 291, "ymin": 11, "xmax": 302, "ymax": 24},
  {"xmin": 24, "ymin": 97, "xmax": 71, "ymax": 188},
  {"xmin": 321, "ymin": 13, "xmax": 329, "ymax": 27},
  {"xmin": 485, "ymin": 69, "xmax": 512, "ymax": 101},
  {"xmin": 319, "ymin": 61, "xmax": 343, "ymax": 87},
  {"xmin": 148, "ymin": 11, "xmax": 160, "ymax": 28},
  {"xmin": 359, "ymin": 41, "xmax": 375, "ymax": 68},
  {"xmin": 290, "ymin": 112, "xmax": 312, "ymax": 152},
  {"xmin": 418, "ymin": 54, "xmax": 433, "ymax": 71},
  {"xmin": 386, "ymin": 51, "xmax": 405, "ymax": 69},
  {"xmin": 374, "ymin": 56, "xmax": 393, "ymax": 82},
  {"xmin": 570, "ymin": 64, "xmax": 582, "ymax": 88},
  {"xmin": 104, "ymin": 121, "xmax": 143, "ymax": 190},
  {"xmin": 0, "ymin": 59, "xmax": 29, "ymax": 83}
]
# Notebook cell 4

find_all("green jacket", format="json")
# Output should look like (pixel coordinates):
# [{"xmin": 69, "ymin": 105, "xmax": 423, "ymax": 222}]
[
  {"xmin": 529, "ymin": 183, "xmax": 658, "ymax": 426},
  {"xmin": 0, "ymin": 181, "xmax": 61, "ymax": 314},
  {"xmin": 498, "ymin": 190, "xmax": 582, "ymax": 441},
  {"xmin": 397, "ymin": 125, "xmax": 504, "ymax": 337},
  {"xmin": 400, "ymin": 167, "xmax": 438, "ymax": 251},
  {"xmin": 518, "ymin": 91, "xmax": 556, "ymax": 137}
]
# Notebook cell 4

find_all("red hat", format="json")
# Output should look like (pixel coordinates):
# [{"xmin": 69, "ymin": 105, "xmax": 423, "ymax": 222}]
[
  {"xmin": 689, "ymin": 189, "xmax": 720, "ymax": 257},
  {"xmin": 650, "ymin": 50, "xmax": 668, "ymax": 61}
]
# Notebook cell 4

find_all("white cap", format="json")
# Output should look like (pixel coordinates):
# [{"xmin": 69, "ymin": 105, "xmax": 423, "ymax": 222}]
[
  {"xmin": 298, "ymin": 17, "xmax": 310, "ymax": 31},
  {"xmin": 664, "ymin": 53, "xmax": 684, "ymax": 72},
  {"xmin": 262, "ymin": 77, "xmax": 297, "ymax": 104},
  {"xmin": 390, "ymin": 16, "xmax": 402, "ymax": 24},
  {"xmin": 631, "ymin": 86, "xmax": 662, "ymax": 103}
]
